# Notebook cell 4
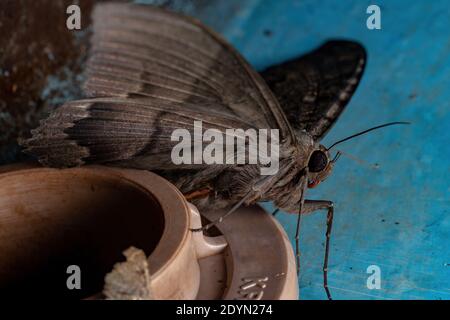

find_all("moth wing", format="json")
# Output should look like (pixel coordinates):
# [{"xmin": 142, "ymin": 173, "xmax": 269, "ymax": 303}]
[
  {"xmin": 84, "ymin": 3, "xmax": 294, "ymax": 139},
  {"xmin": 24, "ymin": 3, "xmax": 295, "ymax": 168},
  {"xmin": 24, "ymin": 97, "xmax": 257, "ymax": 168},
  {"xmin": 261, "ymin": 40, "xmax": 367, "ymax": 140}
]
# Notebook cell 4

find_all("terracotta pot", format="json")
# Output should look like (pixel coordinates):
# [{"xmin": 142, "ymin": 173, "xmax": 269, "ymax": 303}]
[
  {"xmin": 0, "ymin": 164, "xmax": 298, "ymax": 300},
  {"xmin": 0, "ymin": 164, "xmax": 226, "ymax": 299}
]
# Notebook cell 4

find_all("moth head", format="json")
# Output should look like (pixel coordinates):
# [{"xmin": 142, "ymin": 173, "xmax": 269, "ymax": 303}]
[
  {"xmin": 306, "ymin": 145, "xmax": 336, "ymax": 188},
  {"xmin": 304, "ymin": 122, "xmax": 411, "ymax": 188},
  {"xmin": 304, "ymin": 122, "xmax": 412, "ymax": 189}
]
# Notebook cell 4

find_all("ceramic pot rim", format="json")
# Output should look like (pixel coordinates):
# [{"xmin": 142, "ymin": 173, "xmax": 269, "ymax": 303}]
[{"xmin": 0, "ymin": 164, "xmax": 191, "ymax": 279}]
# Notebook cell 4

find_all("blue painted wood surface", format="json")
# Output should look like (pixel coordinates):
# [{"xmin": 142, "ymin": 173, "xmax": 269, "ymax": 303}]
[{"xmin": 147, "ymin": 0, "xmax": 450, "ymax": 300}]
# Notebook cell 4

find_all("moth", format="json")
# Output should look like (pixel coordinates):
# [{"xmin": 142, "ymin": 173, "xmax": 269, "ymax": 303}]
[{"xmin": 24, "ymin": 3, "xmax": 407, "ymax": 299}]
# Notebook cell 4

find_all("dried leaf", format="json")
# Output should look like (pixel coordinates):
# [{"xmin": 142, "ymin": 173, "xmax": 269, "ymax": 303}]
[{"xmin": 103, "ymin": 246, "xmax": 153, "ymax": 300}]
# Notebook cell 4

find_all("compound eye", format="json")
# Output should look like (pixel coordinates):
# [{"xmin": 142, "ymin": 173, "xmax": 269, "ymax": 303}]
[{"xmin": 308, "ymin": 150, "xmax": 328, "ymax": 172}]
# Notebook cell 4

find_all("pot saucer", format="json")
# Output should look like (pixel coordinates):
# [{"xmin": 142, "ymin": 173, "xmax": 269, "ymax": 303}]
[{"xmin": 197, "ymin": 205, "xmax": 298, "ymax": 300}]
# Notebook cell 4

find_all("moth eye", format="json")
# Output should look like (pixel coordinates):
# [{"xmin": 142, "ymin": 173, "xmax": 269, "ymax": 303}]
[{"xmin": 308, "ymin": 150, "xmax": 328, "ymax": 172}]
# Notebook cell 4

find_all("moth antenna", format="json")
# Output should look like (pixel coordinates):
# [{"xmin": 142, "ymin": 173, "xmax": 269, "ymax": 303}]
[
  {"xmin": 190, "ymin": 190, "xmax": 254, "ymax": 232},
  {"xmin": 327, "ymin": 121, "xmax": 410, "ymax": 150},
  {"xmin": 331, "ymin": 151, "xmax": 342, "ymax": 163}
]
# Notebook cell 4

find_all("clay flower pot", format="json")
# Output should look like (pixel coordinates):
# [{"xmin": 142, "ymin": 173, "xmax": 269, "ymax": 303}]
[
  {"xmin": 0, "ymin": 164, "xmax": 226, "ymax": 299},
  {"xmin": 0, "ymin": 164, "xmax": 298, "ymax": 299}
]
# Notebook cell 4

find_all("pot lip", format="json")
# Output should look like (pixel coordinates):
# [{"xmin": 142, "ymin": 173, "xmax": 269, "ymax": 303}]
[{"xmin": 0, "ymin": 163, "xmax": 190, "ymax": 279}]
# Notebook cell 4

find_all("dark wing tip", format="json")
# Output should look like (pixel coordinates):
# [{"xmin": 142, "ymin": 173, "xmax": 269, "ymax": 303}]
[
  {"xmin": 321, "ymin": 39, "xmax": 367, "ymax": 66},
  {"xmin": 261, "ymin": 39, "xmax": 368, "ymax": 140},
  {"xmin": 21, "ymin": 101, "xmax": 91, "ymax": 168},
  {"xmin": 22, "ymin": 139, "xmax": 88, "ymax": 168},
  {"xmin": 322, "ymin": 40, "xmax": 367, "ymax": 52}
]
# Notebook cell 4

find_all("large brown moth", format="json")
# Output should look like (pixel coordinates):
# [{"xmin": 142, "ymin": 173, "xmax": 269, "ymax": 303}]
[{"xmin": 23, "ymin": 3, "xmax": 408, "ymax": 299}]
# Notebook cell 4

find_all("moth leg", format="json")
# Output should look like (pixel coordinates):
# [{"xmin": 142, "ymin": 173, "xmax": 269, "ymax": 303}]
[
  {"xmin": 184, "ymin": 188, "xmax": 213, "ymax": 201},
  {"xmin": 302, "ymin": 200, "xmax": 334, "ymax": 300},
  {"xmin": 190, "ymin": 189, "xmax": 254, "ymax": 232}
]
